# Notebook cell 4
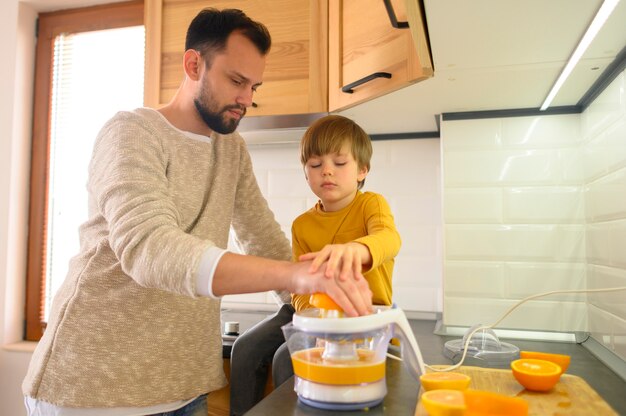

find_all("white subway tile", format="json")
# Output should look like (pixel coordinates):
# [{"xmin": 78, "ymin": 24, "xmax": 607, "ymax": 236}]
[
  {"xmin": 501, "ymin": 114, "xmax": 581, "ymax": 148},
  {"xmin": 388, "ymin": 138, "xmax": 440, "ymax": 168},
  {"xmin": 222, "ymin": 292, "xmax": 271, "ymax": 304},
  {"xmin": 367, "ymin": 166, "xmax": 439, "ymax": 196},
  {"xmin": 560, "ymin": 147, "xmax": 586, "ymax": 184},
  {"xmin": 585, "ymin": 223, "xmax": 612, "ymax": 265},
  {"xmin": 398, "ymin": 225, "xmax": 440, "ymax": 257},
  {"xmin": 444, "ymin": 297, "xmax": 585, "ymax": 331},
  {"xmin": 444, "ymin": 149, "xmax": 562, "ymax": 186},
  {"xmin": 588, "ymin": 304, "xmax": 614, "ymax": 350},
  {"xmin": 443, "ymin": 261, "xmax": 504, "ymax": 297},
  {"xmin": 444, "ymin": 188, "xmax": 502, "ymax": 223},
  {"xmin": 503, "ymin": 187, "xmax": 584, "ymax": 224},
  {"xmin": 582, "ymin": 133, "xmax": 609, "ymax": 181},
  {"xmin": 587, "ymin": 264, "xmax": 626, "ymax": 318},
  {"xmin": 266, "ymin": 197, "xmax": 309, "ymax": 230},
  {"xmin": 394, "ymin": 287, "xmax": 442, "ymax": 312},
  {"xmin": 605, "ymin": 119, "xmax": 626, "ymax": 174},
  {"xmin": 585, "ymin": 168, "xmax": 626, "ymax": 221},
  {"xmin": 267, "ymin": 169, "xmax": 311, "ymax": 198},
  {"xmin": 442, "ymin": 119, "xmax": 502, "ymax": 150},
  {"xmin": 446, "ymin": 225, "xmax": 585, "ymax": 261},
  {"xmin": 394, "ymin": 257, "xmax": 442, "ymax": 288},
  {"xmin": 393, "ymin": 196, "xmax": 442, "ymax": 226},
  {"xmin": 248, "ymin": 144, "xmax": 301, "ymax": 169},
  {"xmin": 609, "ymin": 219, "xmax": 626, "ymax": 268},
  {"xmin": 505, "ymin": 262, "xmax": 586, "ymax": 301}
]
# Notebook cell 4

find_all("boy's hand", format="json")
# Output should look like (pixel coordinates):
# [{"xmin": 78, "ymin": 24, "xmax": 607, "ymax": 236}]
[
  {"xmin": 299, "ymin": 242, "xmax": 371, "ymax": 281},
  {"xmin": 289, "ymin": 259, "xmax": 372, "ymax": 317}
]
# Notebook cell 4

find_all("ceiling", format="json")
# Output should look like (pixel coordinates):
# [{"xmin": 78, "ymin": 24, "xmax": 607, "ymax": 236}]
[
  {"xmin": 339, "ymin": 0, "xmax": 626, "ymax": 134},
  {"xmin": 24, "ymin": 0, "xmax": 626, "ymax": 136}
]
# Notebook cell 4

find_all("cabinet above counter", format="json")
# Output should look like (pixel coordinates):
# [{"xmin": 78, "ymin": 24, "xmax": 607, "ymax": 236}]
[{"xmin": 143, "ymin": 0, "xmax": 432, "ymax": 116}]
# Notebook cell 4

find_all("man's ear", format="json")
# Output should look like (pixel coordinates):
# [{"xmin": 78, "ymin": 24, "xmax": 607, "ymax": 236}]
[{"xmin": 183, "ymin": 49, "xmax": 202, "ymax": 81}]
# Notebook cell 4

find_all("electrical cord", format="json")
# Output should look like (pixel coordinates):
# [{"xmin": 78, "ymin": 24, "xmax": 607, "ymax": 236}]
[{"xmin": 386, "ymin": 286, "xmax": 626, "ymax": 372}]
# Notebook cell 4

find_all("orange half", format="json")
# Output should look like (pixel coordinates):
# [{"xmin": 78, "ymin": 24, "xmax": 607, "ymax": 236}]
[
  {"xmin": 464, "ymin": 389, "xmax": 528, "ymax": 416},
  {"xmin": 309, "ymin": 293, "xmax": 342, "ymax": 311},
  {"xmin": 520, "ymin": 350, "xmax": 570, "ymax": 374},
  {"xmin": 420, "ymin": 389, "xmax": 466, "ymax": 416},
  {"xmin": 420, "ymin": 371, "xmax": 471, "ymax": 391},
  {"xmin": 511, "ymin": 358, "xmax": 562, "ymax": 392}
]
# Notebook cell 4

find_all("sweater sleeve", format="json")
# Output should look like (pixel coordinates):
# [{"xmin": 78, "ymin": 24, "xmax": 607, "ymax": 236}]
[
  {"xmin": 88, "ymin": 113, "xmax": 212, "ymax": 297},
  {"xmin": 290, "ymin": 219, "xmax": 313, "ymax": 312},
  {"xmin": 353, "ymin": 194, "xmax": 402, "ymax": 272}
]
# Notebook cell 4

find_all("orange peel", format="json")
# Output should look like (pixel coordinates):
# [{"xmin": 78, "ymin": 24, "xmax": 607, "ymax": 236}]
[{"xmin": 519, "ymin": 350, "xmax": 570, "ymax": 374}]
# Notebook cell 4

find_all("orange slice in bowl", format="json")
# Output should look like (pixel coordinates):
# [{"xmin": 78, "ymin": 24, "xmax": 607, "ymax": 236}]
[
  {"xmin": 420, "ymin": 389, "xmax": 466, "ymax": 416},
  {"xmin": 420, "ymin": 371, "xmax": 471, "ymax": 391},
  {"xmin": 511, "ymin": 358, "xmax": 562, "ymax": 392},
  {"xmin": 520, "ymin": 350, "xmax": 570, "ymax": 374},
  {"xmin": 464, "ymin": 389, "xmax": 528, "ymax": 416}
]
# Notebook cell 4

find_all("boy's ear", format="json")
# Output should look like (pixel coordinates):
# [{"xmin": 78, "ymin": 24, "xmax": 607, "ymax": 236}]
[{"xmin": 357, "ymin": 165, "xmax": 369, "ymax": 182}]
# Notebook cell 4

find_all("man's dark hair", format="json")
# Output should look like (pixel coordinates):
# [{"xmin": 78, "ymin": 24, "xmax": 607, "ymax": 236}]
[{"xmin": 185, "ymin": 8, "xmax": 271, "ymax": 67}]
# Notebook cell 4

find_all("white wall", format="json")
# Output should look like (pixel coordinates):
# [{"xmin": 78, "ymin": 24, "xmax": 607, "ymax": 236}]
[{"xmin": 583, "ymin": 70, "xmax": 626, "ymax": 361}]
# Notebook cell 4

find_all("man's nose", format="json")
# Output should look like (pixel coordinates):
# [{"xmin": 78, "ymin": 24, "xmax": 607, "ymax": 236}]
[{"xmin": 237, "ymin": 89, "xmax": 254, "ymax": 108}]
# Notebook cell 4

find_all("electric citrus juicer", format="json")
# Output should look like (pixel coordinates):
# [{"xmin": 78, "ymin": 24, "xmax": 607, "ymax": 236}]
[{"xmin": 281, "ymin": 294, "xmax": 426, "ymax": 410}]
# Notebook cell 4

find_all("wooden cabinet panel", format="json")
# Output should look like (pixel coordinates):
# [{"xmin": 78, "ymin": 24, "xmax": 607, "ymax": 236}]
[
  {"xmin": 144, "ymin": 0, "xmax": 327, "ymax": 116},
  {"xmin": 328, "ymin": 0, "xmax": 433, "ymax": 112}
]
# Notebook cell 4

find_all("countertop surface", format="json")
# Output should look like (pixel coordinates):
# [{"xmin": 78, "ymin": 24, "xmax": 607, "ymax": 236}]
[{"xmin": 237, "ymin": 318, "xmax": 626, "ymax": 416}]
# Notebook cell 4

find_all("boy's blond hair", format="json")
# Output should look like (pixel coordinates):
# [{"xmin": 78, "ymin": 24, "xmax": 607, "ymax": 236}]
[{"xmin": 300, "ymin": 115, "xmax": 372, "ymax": 189}]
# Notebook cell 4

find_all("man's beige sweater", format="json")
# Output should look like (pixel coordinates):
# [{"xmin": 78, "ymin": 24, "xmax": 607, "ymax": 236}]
[{"xmin": 22, "ymin": 108, "xmax": 291, "ymax": 408}]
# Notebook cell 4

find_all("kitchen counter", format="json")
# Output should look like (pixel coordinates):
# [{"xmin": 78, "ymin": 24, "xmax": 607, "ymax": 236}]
[{"xmin": 244, "ymin": 319, "xmax": 626, "ymax": 415}]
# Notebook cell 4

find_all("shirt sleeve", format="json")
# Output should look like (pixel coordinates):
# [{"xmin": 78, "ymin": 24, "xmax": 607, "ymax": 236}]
[
  {"xmin": 353, "ymin": 194, "xmax": 402, "ymax": 272},
  {"xmin": 196, "ymin": 246, "xmax": 228, "ymax": 298},
  {"xmin": 88, "ymin": 113, "xmax": 214, "ymax": 297},
  {"xmin": 290, "ymin": 219, "xmax": 313, "ymax": 312}
]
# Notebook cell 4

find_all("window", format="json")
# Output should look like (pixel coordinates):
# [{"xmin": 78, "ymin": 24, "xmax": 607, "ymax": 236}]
[{"xmin": 25, "ymin": 1, "xmax": 144, "ymax": 341}]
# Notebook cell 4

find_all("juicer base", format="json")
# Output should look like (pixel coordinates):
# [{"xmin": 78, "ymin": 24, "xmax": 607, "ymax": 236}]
[
  {"xmin": 294, "ymin": 377, "xmax": 386, "ymax": 408},
  {"xmin": 299, "ymin": 396, "xmax": 383, "ymax": 411}
]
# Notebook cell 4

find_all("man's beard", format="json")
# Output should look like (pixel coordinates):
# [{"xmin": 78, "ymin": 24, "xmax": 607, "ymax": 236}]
[{"xmin": 194, "ymin": 96, "xmax": 246, "ymax": 135}]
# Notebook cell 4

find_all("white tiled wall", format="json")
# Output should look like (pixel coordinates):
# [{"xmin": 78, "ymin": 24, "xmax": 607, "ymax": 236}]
[
  {"xmin": 583, "ymin": 70, "xmax": 626, "ymax": 361},
  {"xmin": 222, "ymin": 138, "xmax": 443, "ymax": 313},
  {"xmin": 441, "ymin": 70, "xmax": 626, "ymax": 354},
  {"xmin": 441, "ymin": 114, "xmax": 588, "ymax": 332}
]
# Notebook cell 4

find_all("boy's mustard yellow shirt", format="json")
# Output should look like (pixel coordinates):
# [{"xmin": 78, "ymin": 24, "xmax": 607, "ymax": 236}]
[{"xmin": 291, "ymin": 191, "xmax": 401, "ymax": 311}]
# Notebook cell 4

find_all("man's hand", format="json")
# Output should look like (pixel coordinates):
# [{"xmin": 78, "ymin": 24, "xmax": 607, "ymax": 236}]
[{"xmin": 289, "ymin": 259, "xmax": 372, "ymax": 317}]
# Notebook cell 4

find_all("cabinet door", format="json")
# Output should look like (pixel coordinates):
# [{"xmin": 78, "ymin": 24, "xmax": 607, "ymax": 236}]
[
  {"xmin": 328, "ymin": 0, "xmax": 433, "ymax": 112},
  {"xmin": 145, "ymin": 0, "xmax": 327, "ymax": 116}
]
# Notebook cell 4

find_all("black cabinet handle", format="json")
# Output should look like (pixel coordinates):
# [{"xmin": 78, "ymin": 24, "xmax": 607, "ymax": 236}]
[
  {"xmin": 383, "ymin": 0, "xmax": 409, "ymax": 29},
  {"xmin": 341, "ymin": 72, "xmax": 392, "ymax": 94},
  {"xmin": 251, "ymin": 102, "xmax": 258, "ymax": 108}
]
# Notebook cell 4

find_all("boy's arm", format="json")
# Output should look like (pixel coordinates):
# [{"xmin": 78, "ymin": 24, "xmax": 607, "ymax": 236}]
[{"xmin": 301, "ymin": 193, "xmax": 400, "ymax": 281}]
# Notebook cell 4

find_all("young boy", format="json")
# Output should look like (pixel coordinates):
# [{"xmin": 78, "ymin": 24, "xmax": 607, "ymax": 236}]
[
  {"xmin": 229, "ymin": 115, "xmax": 400, "ymax": 415},
  {"xmin": 291, "ymin": 114, "xmax": 401, "ymax": 310}
]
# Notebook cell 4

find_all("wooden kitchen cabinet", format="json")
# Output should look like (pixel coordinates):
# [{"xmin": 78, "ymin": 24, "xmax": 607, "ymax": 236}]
[
  {"xmin": 144, "ymin": 0, "xmax": 328, "ymax": 116},
  {"xmin": 328, "ymin": 0, "xmax": 433, "ymax": 111}
]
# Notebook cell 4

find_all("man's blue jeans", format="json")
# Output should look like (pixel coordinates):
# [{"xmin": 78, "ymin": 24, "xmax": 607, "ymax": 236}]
[
  {"xmin": 151, "ymin": 394, "xmax": 207, "ymax": 416},
  {"xmin": 229, "ymin": 303, "xmax": 295, "ymax": 416}
]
